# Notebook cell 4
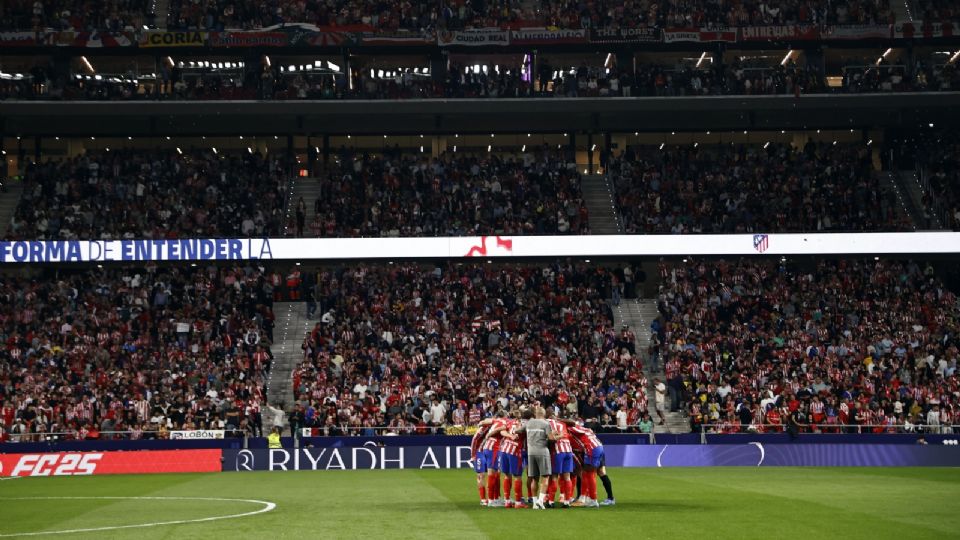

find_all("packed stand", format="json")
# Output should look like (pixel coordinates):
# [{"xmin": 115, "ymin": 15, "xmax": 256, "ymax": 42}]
[
  {"xmin": 301, "ymin": 148, "xmax": 588, "ymax": 237},
  {"xmin": 650, "ymin": 258, "xmax": 960, "ymax": 434},
  {"xmin": 912, "ymin": 132, "xmax": 960, "ymax": 230},
  {"xmin": 608, "ymin": 141, "xmax": 908, "ymax": 234},
  {"xmin": 6, "ymin": 149, "xmax": 287, "ymax": 241},
  {"xmin": 1, "ymin": 0, "xmax": 896, "ymax": 33},
  {"xmin": 0, "ymin": 265, "xmax": 276, "ymax": 442},
  {"xmin": 290, "ymin": 262, "xmax": 650, "ymax": 436},
  {"xmin": 0, "ymin": 0, "xmax": 152, "ymax": 31},
  {"xmin": 915, "ymin": 0, "xmax": 959, "ymax": 24},
  {"xmin": 842, "ymin": 60, "xmax": 959, "ymax": 93}
]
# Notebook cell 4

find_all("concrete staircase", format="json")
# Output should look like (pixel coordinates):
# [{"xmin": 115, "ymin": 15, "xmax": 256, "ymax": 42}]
[
  {"xmin": 581, "ymin": 174, "xmax": 621, "ymax": 234},
  {"xmin": 152, "ymin": 0, "xmax": 169, "ymax": 28},
  {"xmin": 266, "ymin": 301, "xmax": 315, "ymax": 422},
  {"xmin": 611, "ymin": 298, "xmax": 690, "ymax": 434},
  {"xmin": 0, "ymin": 180, "xmax": 24, "ymax": 237},
  {"xmin": 899, "ymin": 168, "xmax": 943, "ymax": 230},
  {"xmin": 881, "ymin": 170, "xmax": 922, "ymax": 230},
  {"xmin": 894, "ymin": 0, "xmax": 917, "ymax": 23},
  {"xmin": 285, "ymin": 177, "xmax": 324, "ymax": 237}
]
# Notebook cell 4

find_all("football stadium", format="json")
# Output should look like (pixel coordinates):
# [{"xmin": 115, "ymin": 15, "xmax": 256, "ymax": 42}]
[{"xmin": 2, "ymin": 1, "xmax": 960, "ymax": 538}]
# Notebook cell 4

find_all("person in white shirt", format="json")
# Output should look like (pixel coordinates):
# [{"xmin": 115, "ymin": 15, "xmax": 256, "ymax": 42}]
[
  {"xmin": 926, "ymin": 405, "xmax": 942, "ymax": 433},
  {"xmin": 654, "ymin": 378, "xmax": 667, "ymax": 425},
  {"xmin": 429, "ymin": 398, "xmax": 446, "ymax": 425},
  {"xmin": 616, "ymin": 408, "xmax": 628, "ymax": 431}
]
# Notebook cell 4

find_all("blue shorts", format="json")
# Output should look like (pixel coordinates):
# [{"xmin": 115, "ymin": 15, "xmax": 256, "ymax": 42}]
[
  {"xmin": 498, "ymin": 453, "xmax": 523, "ymax": 476},
  {"xmin": 478, "ymin": 449, "xmax": 497, "ymax": 472},
  {"xmin": 474, "ymin": 453, "xmax": 486, "ymax": 473},
  {"xmin": 584, "ymin": 447, "xmax": 605, "ymax": 468},
  {"xmin": 553, "ymin": 452, "xmax": 575, "ymax": 474}
]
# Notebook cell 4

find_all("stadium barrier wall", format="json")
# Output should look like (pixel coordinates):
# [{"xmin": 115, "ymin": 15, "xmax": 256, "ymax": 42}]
[
  {"xmin": 3, "ymin": 433, "xmax": 958, "ymax": 454},
  {"xmin": 0, "ymin": 449, "xmax": 222, "ymax": 477},
  {"xmin": 221, "ymin": 444, "xmax": 960, "ymax": 472}
]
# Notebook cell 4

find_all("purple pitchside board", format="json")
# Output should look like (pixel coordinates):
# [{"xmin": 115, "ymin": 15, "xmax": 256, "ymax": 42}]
[{"xmin": 605, "ymin": 444, "xmax": 960, "ymax": 467}]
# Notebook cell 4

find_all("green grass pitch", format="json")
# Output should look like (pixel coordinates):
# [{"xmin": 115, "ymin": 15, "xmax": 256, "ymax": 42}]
[{"xmin": 2, "ymin": 468, "xmax": 959, "ymax": 539}]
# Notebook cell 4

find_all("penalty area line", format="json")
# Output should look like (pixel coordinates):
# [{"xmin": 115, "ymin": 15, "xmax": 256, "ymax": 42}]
[{"xmin": 0, "ymin": 496, "xmax": 277, "ymax": 537}]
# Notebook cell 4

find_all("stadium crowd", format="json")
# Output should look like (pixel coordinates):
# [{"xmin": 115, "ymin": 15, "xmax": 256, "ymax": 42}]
[
  {"xmin": 912, "ymin": 132, "xmax": 960, "ymax": 231},
  {"xmin": 608, "ymin": 141, "xmax": 909, "ymax": 234},
  {"xmin": 5, "ymin": 149, "xmax": 287, "ymax": 241},
  {"xmin": 650, "ymin": 258, "xmax": 960, "ymax": 434},
  {"xmin": 842, "ymin": 60, "xmax": 959, "ymax": 93},
  {"xmin": 290, "ymin": 262, "xmax": 650, "ymax": 436},
  {"xmin": 0, "ymin": 265, "xmax": 276, "ymax": 442},
  {"xmin": 0, "ymin": 0, "xmax": 153, "ymax": 31},
  {"xmin": 1, "ymin": 0, "xmax": 896, "ymax": 31},
  {"xmin": 10, "ymin": 60, "xmax": 943, "ymax": 102},
  {"xmin": 303, "ymin": 148, "xmax": 588, "ymax": 237}
]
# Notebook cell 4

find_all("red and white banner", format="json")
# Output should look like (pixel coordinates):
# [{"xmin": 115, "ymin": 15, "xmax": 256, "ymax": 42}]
[
  {"xmin": 893, "ymin": 22, "xmax": 955, "ymax": 39},
  {"xmin": 821, "ymin": 25, "xmax": 890, "ymax": 40},
  {"xmin": 0, "ymin": 450, "xmax": 222, "ymax": 477},
  {"xmin": 437, "ymin": 29, "xmax": 509, "ymax": 47},
  {"xmin": 360, "ymin": 31, "xmax": 433, "ymax": 46},
  {"xmin": 509, "ymin": 28, "xmax": 587, "ymax": 45},
  {"xmin": 739, "ymin": 25, "xmax": 820, "ymax": 41},
  {"xmin": 663, "ymin": 28, "xmax": 702, "ymax": 43},
  {"xmin": 698, "ymin": 26, "xmax": 737, "ymax": 42}
]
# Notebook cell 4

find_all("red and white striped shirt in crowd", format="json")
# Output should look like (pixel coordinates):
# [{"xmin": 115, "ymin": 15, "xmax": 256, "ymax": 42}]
[
  {"xmin": 74, "ymin": 401, "xmax": 93, "ymax": 422},
  {"xmin": 809, "ymin": 401, "xmax": 824, "ymax": 415},
  {"xmin": 547, "ymin": 418, "xmax": 574, "ymax": 454},
  {"xmin": 133, "ymin": 399, "xmax": 150, "ymax": 421}
]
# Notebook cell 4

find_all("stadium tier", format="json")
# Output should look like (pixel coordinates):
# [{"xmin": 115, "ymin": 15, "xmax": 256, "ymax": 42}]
[
  {"xmin": 7, "ymin": 149, "xmax": 286, "ymax": 240},
  {"xmin": 0, "ymin": 265, "xmax": 276, "ymax": 441},
  {"xmin": 609, "ymin": 141, "xmax": 909, "ymax": 234},
  {"xmin": 2, "ymin": 0, "xmax": 904, "ymax": 32},
  {"xmin": 653, "ymin": 258, "xmax": 960, "ymax": 433}
]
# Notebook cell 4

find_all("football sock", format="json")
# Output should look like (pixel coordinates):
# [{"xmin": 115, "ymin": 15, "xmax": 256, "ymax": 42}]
[
  {"xmin": 487, "ymin": 473, "xmax": 500, "ymax": 500},
  {"xmin": 600, "ymin": 474, "xmax": 613, "ymax": 499},
  {"xmin": 513, "ymin": 479, "xmax": 523, "ymax": 502},
  {"xmin": 564, "ymin": 478, "xmax": 574, "ymax": 501},
  {"xmin": 478, "ymin": 485, "xmax": 486, "ymax": 502},
  {"xmin": 547, "ymin": 478, "xmax": 557, "ymax": 502},
  {"xmin": 503, "ymin": 476, "xmax": 512, "ymax": 501}
]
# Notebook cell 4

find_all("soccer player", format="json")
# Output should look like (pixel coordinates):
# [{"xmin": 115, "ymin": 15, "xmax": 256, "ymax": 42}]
[
  {"xmin": 471, "ymin": 417, "xmax": 495, "ymax": 506},
  {"xmin": 496, "ymin": 410, "xmax": 528, "ymax": 508},
  {"xmin": 566, "ymin": 420, "xmax": 604, "ymax": 508},
  {"xmin": 546, "ymin": 409, "xmax": 575, "ymax": 508},
  {"xmin": 480, "ymin": 411, "xmax": 510, "ymax": 507},
  {"xmin": 514, "ymin": 407, "xmax": 556, "ymax": 510}
]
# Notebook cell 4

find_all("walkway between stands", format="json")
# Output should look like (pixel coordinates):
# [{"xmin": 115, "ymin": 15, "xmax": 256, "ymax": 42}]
[
  {"xmin": 267, "ymin": 301, "xmax": 313, "ymax": 425},
  {"xmin": 613, "ymin": 298, "xmax": 689, "ymax": 434}
]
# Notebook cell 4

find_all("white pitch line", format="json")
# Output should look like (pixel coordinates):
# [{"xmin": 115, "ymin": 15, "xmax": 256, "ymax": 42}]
[
  {"xmin": 0, "ymin": 477, "xmax": 23, "ymax": 482},
  {"xmin": 0, "ymin": 496, "xmax": 277, "ymax": 537}
]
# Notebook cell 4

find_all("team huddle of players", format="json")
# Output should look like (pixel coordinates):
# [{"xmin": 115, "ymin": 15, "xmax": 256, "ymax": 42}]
[{"xmin": 470, "ymin": 407, "xmax": 614, "ymax": 509}]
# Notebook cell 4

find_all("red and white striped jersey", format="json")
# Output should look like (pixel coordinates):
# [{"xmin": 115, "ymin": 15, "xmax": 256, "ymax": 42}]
[
  {"xmin": 498, "ymin": 420, "xmax": 525, "ymax": 457},
  {"xmin": 548, "ymin": 419, "xmax": 573, "ymax": 454},
  {"xmin": 568, "ymin": 424, "xmax": 602, "ymax": 453},
  {"xmin": 471, "ymin": 424, "xmax": 490, "ymax": 458},
  {"xmin": 480, "ymin": 418, "xmax": 508, "ymax": 452}
]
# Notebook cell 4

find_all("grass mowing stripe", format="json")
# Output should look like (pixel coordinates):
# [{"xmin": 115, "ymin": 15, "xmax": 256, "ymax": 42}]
[
  {"xmin": 644, "ymin": 467, "xmax": 957, "ymax": 536},
  {"xmin": 0, "ymin": 474, "xmax": 205, "ymax": 535},
  {"xmin": 0, "ymin": 497, "xmax": 275, "ymax": 538}
]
